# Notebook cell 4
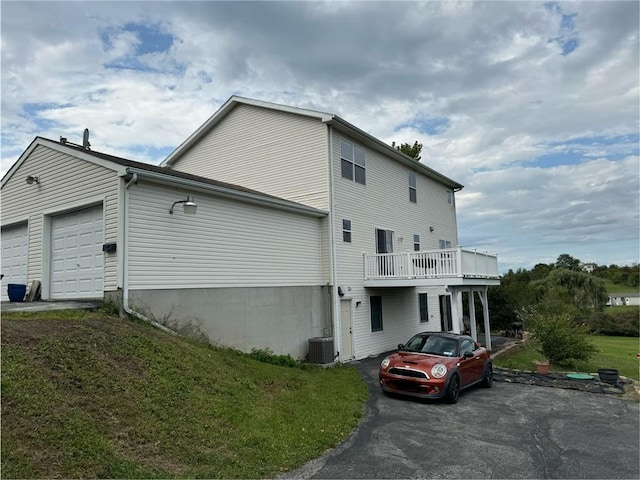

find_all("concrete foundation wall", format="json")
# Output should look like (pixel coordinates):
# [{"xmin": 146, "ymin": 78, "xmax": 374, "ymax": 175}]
[{"xmin": 127, "ymin": 285, "xmax": 331, "ymax": 360}]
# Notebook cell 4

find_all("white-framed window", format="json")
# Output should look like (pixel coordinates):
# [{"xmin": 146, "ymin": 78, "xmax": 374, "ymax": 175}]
[
  {"xmin": 341, "ymin": 138, "xmax": 366, "ymax": 185},
  {"xmin": 409, "ymin": 171, "xmax": 417, "ymax": 203},
  {"xmin": 370, "ymin": 295, "xmax": 383, "ymax": 332},
  {"xmin": 343, "ymin": 219, "xmax": 352, "ymax": 243},
  {"xmin": 413, "ymin": 234, "xmax": 420, "ymax": 251},
  {"xmin": 419, "ymin": 293, "xmax": 428, "ymax": 322},
  {"xmin": 447, "ymin": 189, "xmax": 454, "ymax": 205},
  {"xmin": 439, "ymin": 239, "xmax": 452, "ymax": 249}
]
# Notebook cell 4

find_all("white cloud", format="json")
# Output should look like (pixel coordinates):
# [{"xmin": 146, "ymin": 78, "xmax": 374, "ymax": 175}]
[{"xmin": 1, "ymin": 0, "xmax": 638, "ymax": 271}]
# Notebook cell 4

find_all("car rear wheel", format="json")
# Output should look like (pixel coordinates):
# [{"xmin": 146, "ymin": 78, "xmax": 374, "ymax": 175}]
[
  {"xmin": 446, "ymin": 374, "xmax": 460, "ymax": 404},
  {"xmin": 482, "ymin": 363, "xmax": 493, "ymax": 388}
]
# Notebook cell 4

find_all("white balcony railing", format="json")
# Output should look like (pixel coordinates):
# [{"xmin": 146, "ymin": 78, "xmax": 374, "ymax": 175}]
[{"xmin": 364, "ymin": 248, "xmax": 499, "ymax": 281}]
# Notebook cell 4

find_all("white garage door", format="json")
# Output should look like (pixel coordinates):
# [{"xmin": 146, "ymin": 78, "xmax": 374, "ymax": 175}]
[
  {"xmin": 1, "ymin": 223, "xmax": 28, "ymax": 301},
  {"xmin": 51, "ymin": 205, "xmax": 104, "ymax": 299}
]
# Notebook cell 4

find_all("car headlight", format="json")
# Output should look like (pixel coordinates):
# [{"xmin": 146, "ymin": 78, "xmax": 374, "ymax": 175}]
[
  {"xmin": 380, "ymin": 357, "xmax": 391, "ymax": 370},
  {"xmin": 431, "ymin": 364, "xmax": 447, "ymax": 378}
]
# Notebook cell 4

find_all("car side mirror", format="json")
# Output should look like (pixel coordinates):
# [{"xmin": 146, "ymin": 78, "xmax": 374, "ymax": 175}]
[
  {"xmin": 398, "ymin": 344, "xmax": 405, "ymax": 350},
  {"xmin": 463, "ymin": 351, "xmax": 474, "ymax": 359}
]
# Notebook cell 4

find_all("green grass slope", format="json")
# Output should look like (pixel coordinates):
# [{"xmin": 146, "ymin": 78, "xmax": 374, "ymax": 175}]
[{"xmin": 1, "ymin": 310, "xmax": 367, "ymax": 479}]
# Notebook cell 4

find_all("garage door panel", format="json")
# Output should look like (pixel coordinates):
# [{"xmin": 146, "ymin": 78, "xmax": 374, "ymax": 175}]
[
  {"xmin": 1, "ymin": 223, "xmax": 28, "ymax": 301},
  {"xmin": 66, "ymin": 235, "xmax": 79, "ymax": 249},
  {"xmin": 50, "ymin": 205, "xmax": 104, "ymax": 299},
  {"xmin": 79, "ymin": 232, "xmax": 94, "ymax": 247}
]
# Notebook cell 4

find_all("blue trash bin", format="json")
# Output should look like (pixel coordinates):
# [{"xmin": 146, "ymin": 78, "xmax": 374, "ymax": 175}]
[{"xmin": 7, "ymin": 283, "xmax": 27, "ymax": 302}]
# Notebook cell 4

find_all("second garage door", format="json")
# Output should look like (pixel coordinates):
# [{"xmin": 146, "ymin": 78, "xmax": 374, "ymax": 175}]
[
  {"xmin": 1, "ymin": 222, "xmax": 28, "ymax": 301},
  {"xmin": 50, "ymin": 204, "xmax": 104, "ymax": 299}
]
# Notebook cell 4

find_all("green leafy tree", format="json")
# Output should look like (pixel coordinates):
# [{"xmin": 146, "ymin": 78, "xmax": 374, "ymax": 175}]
[
  {"xmin": 391, "ymin": 140, "xmax": 422, "ymax": 161},
  {"xmin": 555, "ymin": 253, "xmax": 581, "ymax": 271},
  {"xmin": 530, "ymin": 263, "xmax": 554, "ymax": 280},
  {"xmin": 533, "ymin": 268, "xmax": 608, "ymax": 313},
  {"xmin": 486, "ymin": 269, "xmax": 537, "ymax": 331}
]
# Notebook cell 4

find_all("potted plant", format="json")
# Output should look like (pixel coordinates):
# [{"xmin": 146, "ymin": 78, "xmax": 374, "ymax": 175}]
[{"xmin": 534, "ymin": 359, "xmax": 550, "ymax": 375}]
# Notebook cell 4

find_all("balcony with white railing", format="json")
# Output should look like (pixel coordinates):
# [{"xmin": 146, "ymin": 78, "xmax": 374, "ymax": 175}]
[{"xmin": 363, "ymin": 247, "xmax": 500, "ymax": 287}]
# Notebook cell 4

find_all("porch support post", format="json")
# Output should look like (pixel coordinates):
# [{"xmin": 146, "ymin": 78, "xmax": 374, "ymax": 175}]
[
  {"xmin": 468, "ymin": 288, "xmax": 478, "ymax": 342},
  {"xmin": 477, "ymin": 287, "xmax": 491, "ymax": 351},
  {"xmin": 450, "ymin": 288, "xmax": 462, "ymax": 334}
]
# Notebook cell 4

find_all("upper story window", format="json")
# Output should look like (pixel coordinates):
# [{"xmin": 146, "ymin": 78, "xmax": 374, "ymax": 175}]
[
  {"xmin": 343, "ymin": 219, "xmax": 352, "ymax": 243},
  {"xmin": 409, "ymin": 171, "xmax": 417, "ymax": 203},
  {"xmin": 439, "ymin": 239, "xmax": 452, "ymax": 249},
  {"xmin": 447, "ymin": 190, "xmax": 454, "ymax": 205},
  {"xmin": 341, "ymin": 139, "xmax": 366, "ymax": 185},
  {"xmin": 413, "ymin": 234, "xmax": 420, "ymax": 251}
]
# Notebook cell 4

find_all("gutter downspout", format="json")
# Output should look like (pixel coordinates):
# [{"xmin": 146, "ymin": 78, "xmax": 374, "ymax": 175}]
[
  {"xmin": 327, "ymin": 125, "xmax": 341, "ymax": 359},
  {"xmin": 123, "ymin": 174, "xmax": 177, "ymax": 336}
]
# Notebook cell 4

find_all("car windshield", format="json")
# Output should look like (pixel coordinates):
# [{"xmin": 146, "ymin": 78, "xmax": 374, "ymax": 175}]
[{"xmin": 403, "ymin": 335, "xmax": 458, "ymax": 357}]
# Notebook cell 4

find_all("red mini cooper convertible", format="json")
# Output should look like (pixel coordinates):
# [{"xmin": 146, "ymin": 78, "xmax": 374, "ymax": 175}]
[{"xmin": 379, "ymin": 332, "xmax": 493, "ymax": 403}]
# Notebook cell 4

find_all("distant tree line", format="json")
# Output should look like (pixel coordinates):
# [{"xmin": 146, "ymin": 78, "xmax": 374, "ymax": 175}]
[{"xmin": 483, "ymin": 254, "xmax": 638, "ymax": 337}]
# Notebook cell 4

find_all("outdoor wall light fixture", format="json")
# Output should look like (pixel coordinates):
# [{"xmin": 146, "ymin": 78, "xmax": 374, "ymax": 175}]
[
  {"xmin": 169, "ymin": 195, "xmax": 197, "ymax": 215},
  {"xmin": 26, "ymin": 175, "xmax": 40, "ymax": 185}
]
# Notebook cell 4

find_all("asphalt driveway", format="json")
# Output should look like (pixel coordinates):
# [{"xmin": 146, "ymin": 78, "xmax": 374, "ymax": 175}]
[{"xmin": 284, "ymin": 354, "xmax": 639, "ymax": 479}]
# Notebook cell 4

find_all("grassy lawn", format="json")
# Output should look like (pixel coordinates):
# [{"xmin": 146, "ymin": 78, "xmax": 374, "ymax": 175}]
[
  {"xmin": 605, "ymin": 279, "xmax": 638, "ymax": 294},
  {"xmin": 494, "ymin": 335, "xmax": 639, "ymax": 381},
  {"xmin": 1, "ymin": 310, "xmax": 368, "ymax": 479},
  {"xmin": 605, "ymin": 305, "xmax": 637, "ymax": 315}
]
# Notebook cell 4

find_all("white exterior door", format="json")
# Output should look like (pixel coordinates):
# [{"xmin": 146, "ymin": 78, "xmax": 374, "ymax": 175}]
[
  {"xmin": 1, "ymin": 223, "xmax": 28, "ymax": 301},
  {"xmin": 340, "ymin": 299, "xmax": 354, "ymax": 360},
  {"xmin": 50, "ymin": 205, "xmax": 104, "ymax": 299},
  {"xmin": 375, "ymin": 228, "xmax": 395, "ymax": 276}
]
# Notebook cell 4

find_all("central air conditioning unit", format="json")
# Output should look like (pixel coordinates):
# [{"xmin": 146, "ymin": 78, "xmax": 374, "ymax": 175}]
[{"xmin": 308, "ymin": 337, "xmax": 334, "ymax": 364}]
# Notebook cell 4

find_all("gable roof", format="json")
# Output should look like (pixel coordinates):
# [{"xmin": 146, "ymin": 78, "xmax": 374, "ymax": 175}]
[
  {"xmin": 161, "ymin": 95, "xmax": 464, "ymax": 190},
  {"xmin": 1, "ymin": 137, "xmax": 327, "ymax": 218}
]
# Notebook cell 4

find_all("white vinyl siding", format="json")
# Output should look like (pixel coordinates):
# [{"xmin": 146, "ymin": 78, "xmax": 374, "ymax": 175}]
[
  {"xmin": 170, "ymin": 104, "xmax": 330, "ymax": 210},
  {"xmin": 127, "ymin": 181, "xmax": 324, "ymax": 289},
  {"xmin": 352, "ymin": 287, "xmax": 446, "ymax": 357},
  {"xmin": 330, "ymin": 130, "xmax": 458, "ymax": 358},
  {"xmin": 0, "ymin": 144, "xmax": 120, "ymax": 296}
]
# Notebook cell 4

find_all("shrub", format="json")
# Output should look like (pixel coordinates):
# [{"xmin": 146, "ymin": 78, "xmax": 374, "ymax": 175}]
[
  {"xmin": 246, "ymin": 348, "xmax": 302, "ymax": 368},
  {"xmin": 522, "ymin": 310, "xmax": 598, "ymax": 366},
  {"xmin": 582, "ymin": 307, "xmax": 639, "ymax": 337}
]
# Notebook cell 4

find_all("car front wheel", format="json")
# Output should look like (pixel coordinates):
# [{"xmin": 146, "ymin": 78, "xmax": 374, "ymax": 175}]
[
  {"xmin": 446, "ymin": 374, "xmax": 460, "ymax": 404},
  {"xmin": 482, "ymin": 363, "xmax": 493, "ymax": 388}
]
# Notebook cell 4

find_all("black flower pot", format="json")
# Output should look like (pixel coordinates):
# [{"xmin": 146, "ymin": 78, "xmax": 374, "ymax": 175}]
[{"xmin": 597, "ymin": 368, "xmax": 619, "ymax": 385}]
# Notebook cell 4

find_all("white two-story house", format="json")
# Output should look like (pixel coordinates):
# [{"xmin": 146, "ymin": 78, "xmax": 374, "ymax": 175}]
[
  {"xmin": 2, "ymin": 96, "xmax": 498, "ymax": 362},
  {"xmin": 162, "ymin": 96, "xmax": 500, "ymax": 360}
]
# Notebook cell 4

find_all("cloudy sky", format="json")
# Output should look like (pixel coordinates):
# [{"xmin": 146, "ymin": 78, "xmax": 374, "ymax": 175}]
[{"xmin": 1, "ymin": 1, "xmax": 638, "ymax": 272}]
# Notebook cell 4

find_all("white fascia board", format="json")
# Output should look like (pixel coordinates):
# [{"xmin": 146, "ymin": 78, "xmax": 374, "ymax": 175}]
[
  {"xmin": 161, "ymin": 96, "xmax": 237, "ymax": 167},
  {"xmin": 126, "ymin": 166, "xmax": 328, "ymax": 218},
  {"xmin": 1, "ymin": 137, "xmax": 127, "ymax": 188},
  {"xmin": 231, "ymin": 96, "xmax": 333, "ymax": 122},
  {"xmin": 1, "ymin": 137, "xmax": 40, "ymax": 188}
]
